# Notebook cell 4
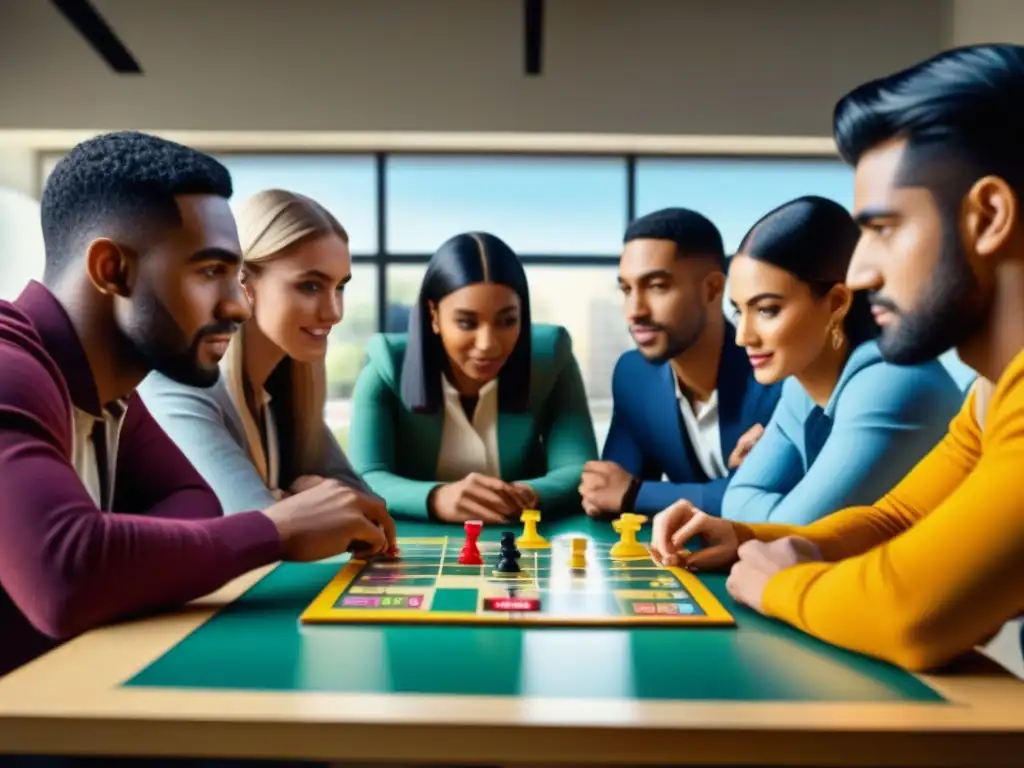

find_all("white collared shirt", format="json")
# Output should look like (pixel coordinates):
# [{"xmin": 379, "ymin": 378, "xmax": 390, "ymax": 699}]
[
  {"xmin": 436, "ymin": 375, "xmax": 500, "ymax": 481},
  {"xmin": 674, "ymin": 376, "xmax": 727, "ymax": 480},
  {"xmin": 71, "ymin": 400, "xmax": 128, "ymax": 510}
]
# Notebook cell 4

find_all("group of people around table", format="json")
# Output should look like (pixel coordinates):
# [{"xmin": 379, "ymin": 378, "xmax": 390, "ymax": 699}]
[{"xmin": 2, "ymin": 46, "xmax": 1023, "ymax": 723}]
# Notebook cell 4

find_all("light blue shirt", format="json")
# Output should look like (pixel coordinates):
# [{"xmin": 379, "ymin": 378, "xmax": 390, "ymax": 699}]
[
  {"xmin": 721, "ymin": 340, "xmax": 964, "ymax": 526},
  {"xmin": 138, "ymin": 368, "xmax": 373, "ymax": 515}
]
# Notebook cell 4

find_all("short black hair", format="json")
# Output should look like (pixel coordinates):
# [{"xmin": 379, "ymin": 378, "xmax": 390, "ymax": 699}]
[
  {"xmin": 833, "ymin": 44, "xmax": 1024, "ymax": 191},
  {"xmin": 738, "ymin": 195, "xmax": 879, "ymax": 347},
  {"xmin": 400, "ymin": 232, "xmax": 532, "ymax": 413},
  {"xmin": 40, "ymin": 130, "xmax": 233, "ymax": 283},
  {"xmin": 624, "ymin": 207, "xmax": 725, "ymax": 268}
]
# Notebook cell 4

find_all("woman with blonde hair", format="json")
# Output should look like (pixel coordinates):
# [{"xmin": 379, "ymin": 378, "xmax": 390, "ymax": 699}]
[{"xmin": 139, "ymin": 188, "xmax": 376, "ymax": 513}]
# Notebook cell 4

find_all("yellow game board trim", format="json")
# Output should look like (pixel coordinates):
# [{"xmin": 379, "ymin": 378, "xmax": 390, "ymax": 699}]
[
  {"xmin": 299, "ymin": 536, "xmax": 735, "ymax": 627},
  {"xmin": 666, "ymin": 565, "xmax": 734, "ymax": 624}
]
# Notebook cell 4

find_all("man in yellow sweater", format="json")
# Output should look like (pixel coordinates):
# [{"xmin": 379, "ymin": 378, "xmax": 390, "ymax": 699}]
[{"xmin": 650, "ymin": 42, "xmax": 1024, "ymax": 672}]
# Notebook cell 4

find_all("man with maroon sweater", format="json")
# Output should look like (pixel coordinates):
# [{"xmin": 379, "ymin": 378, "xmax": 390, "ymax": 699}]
[{"xmin": 0, "ymin": 131, "xmax": 396, "ymax": 680}]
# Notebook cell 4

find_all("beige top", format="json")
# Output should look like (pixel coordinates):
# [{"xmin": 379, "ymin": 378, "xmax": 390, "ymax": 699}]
[{"xmin": 435, "ymin": 374, "xmax": 500, "ymax": 480}]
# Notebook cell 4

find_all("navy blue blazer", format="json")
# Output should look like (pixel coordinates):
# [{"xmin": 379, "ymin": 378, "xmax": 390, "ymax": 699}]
[{"xmin": 601, "ymin": 321, "xmax": 782, "ymax": 516}]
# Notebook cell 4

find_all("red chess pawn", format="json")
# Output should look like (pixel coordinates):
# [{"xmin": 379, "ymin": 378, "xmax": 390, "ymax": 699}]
[{"xmin": 458, "ymin": 520, "xmax": 483, "ymax": 565}]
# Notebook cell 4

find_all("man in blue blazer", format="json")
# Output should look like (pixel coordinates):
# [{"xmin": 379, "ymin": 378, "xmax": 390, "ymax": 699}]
[{"xmin": 579, "ymin": 208, "xmax": 782, "ymax": 517}]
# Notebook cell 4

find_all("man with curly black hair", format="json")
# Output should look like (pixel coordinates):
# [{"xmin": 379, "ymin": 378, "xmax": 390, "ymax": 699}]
[
  {"xmin": 0, "ymin": 131, "xmax": 395, "ymax": 680},
  {"xmin": 40, "ymin": 129, "xmax": 243, "ymax": 388}
]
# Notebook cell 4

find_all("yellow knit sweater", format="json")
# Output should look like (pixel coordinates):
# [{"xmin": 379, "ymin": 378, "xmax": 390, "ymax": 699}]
[{"xmin": 735, "ymin": 353, "xmax": 1024, "ymax": 671}]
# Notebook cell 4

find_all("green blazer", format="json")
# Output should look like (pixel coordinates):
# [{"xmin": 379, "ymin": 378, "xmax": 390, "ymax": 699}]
[{"xmin": 348, "ymin": 323, "xmax": 598, "ymax": 520}]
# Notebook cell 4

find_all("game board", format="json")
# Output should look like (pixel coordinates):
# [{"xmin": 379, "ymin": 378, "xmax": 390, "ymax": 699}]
[{"xmin": 300, "ymin": 514, "xmax": 735, "ymax": 627}]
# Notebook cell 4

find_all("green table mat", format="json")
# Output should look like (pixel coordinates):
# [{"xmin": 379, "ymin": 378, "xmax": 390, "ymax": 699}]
[{"xmin": 125, "ymin": 519, "xmax": 943, "ymax": 702}]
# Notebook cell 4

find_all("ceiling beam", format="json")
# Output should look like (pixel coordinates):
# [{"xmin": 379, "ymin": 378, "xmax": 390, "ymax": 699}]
[
  {"xmin": 51, "ymin": 0, "xmax": 142, "ymax": 74},
  {"xmin": 524, "ymin": 0, "xmax": 543, "ymax": 75}
]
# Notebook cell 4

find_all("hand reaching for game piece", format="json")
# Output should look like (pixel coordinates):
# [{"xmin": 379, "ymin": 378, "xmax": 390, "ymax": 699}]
[
  {"xmin": 727, "ymin": 423, "xmax": 765, "ymax": 469},
  {"xmin": 649, "ymin": 499, "xmax": 740, "ymax": 571},
  {"xmin": 726, "ymin": 537, "xmax": 822, "ymax": 613},
  {"xmin": 510, "ymin": 482, "xmax": 539, "ymax": 509},
  {"xmin": 578, "ymin": 460, "xmax": 633, "ymax": 516},
  {"xmin": 264, "ymin": 479, "xmax": 397, "ymax": 562},
  {"xmin": 429, "ymin": 472, "xmax": 524, "ymax": 524}
]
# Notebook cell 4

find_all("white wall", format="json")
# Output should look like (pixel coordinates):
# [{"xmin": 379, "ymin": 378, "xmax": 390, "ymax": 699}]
[
  {"xmin": 0, "ymin": 0, "xmax": 993, "ymax": 387},
  {"xmin": 0, "ymin": 0, "xmax": 944, "ymax": 137},
  {"xmin": 0, "ymin": 187, "xmax": 44, "ymax": 296},
  {"xmin": 0, "ymin": 148, "xmax": 37, "ymax": 198},
  {"xmin": 0, "ymin": 143, "xmax": 43, "ymax": 290}
]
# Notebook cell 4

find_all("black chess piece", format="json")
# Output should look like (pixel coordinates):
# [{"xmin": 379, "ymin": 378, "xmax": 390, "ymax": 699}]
[{"xmin": 495, "ymin": 531, "xmax": 521, "ymax": 573}]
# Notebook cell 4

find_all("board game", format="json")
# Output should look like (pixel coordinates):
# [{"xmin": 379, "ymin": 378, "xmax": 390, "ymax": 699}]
[{"xmin": 300, "ymin": 512, "xmax": 735, "ymax": 627}]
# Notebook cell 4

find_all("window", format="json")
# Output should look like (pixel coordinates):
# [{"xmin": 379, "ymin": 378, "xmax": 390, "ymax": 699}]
[
  {"xmin": 35, "ymin": 148, "xmax": 892, "ymax": 452},
  {"xmin": 326, "ymin": 264, "xmax": 378, "ymax": 395},
  {"xmin": 217, "ymin": 154, "xmax": 379, "ymax": 254},
  {"xmin": 325, "ymin": 264, "xmax": 377, "ymax": 448},
  {"xmin": 385, "ymin": 263, "xmax": 631, "ymax": 444},
  {"xmin": 0, "ymin": 187, "xmax": 44, "ymax": 299},
  {"xmin": 635, "ymin": 157, "xmax": 854, "ymax": 252},
  {"xmin": 39, "ymin": 152, "xmax": 382, "ymax": 254},
  {"xmin": 385, "ymin": 155, "xmax": 627, "ymax": 255}
]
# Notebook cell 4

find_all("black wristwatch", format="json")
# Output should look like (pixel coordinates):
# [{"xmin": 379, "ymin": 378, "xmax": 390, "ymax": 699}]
[{"xmin": 620, "ymin": 476, "xmax": 641, "ymax": 512}]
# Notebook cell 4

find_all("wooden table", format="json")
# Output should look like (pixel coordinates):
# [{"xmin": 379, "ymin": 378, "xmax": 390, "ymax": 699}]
[{"xmin": 0, "ymin": 518, "xmax": 1022, "ymax": 766}]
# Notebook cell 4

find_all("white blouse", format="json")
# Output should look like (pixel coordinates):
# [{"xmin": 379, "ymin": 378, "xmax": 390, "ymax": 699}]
[{"xmin": 435, "ymin": 374, "xmax": 501, "ymax": 481}]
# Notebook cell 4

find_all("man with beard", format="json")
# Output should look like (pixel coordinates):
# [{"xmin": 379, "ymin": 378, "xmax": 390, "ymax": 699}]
[
  {"xmin": 649, "ymin": 43, "xmax": 1024, "ymax": 671},
  {"xmin": 579, "ymin": 208, "xmax": 782, "ymax": 517},
  {"xmin": 0, "ymin": 131, "xmax": 395, "ymax": 681}
]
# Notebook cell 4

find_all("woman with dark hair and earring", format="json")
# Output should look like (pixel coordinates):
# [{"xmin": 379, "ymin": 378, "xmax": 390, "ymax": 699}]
[
  {"xmin": 701, "ymin": 195, "xmax": 961, "ymax": 526},
  {"xmin": 348, "ymin": 232, "xmax": 598, "ymax": 522}
]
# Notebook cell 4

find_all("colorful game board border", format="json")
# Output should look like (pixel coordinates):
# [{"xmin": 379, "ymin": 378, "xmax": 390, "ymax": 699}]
[{"xmin": 299, "ymin": 536, "xmax": 735, "ymax": 627}]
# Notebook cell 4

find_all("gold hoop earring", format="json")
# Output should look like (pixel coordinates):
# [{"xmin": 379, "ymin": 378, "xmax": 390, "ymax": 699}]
[{"xmin": 831, "ymin": 324, "xmax": 843, "ymax": 351}]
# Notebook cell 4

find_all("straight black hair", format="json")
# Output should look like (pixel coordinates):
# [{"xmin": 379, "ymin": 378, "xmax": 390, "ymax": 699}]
[
  {"xmin": 833, "ymin": 44, "xmax": 1024, "ymax": 193},
  {"xmin": 737, "ymin": 195, "xmax": 879, "ymax": 347},
  {"xmin": 400, "ymin": 232, "xmax": 533, "ymax": 413}
]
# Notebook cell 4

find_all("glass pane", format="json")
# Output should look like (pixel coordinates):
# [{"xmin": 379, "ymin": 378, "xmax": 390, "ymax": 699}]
[
  {"xmin": 217, "ymin": 154, "xmax": 378, "ymax": 255},
  {"xmin": 635, "ymin": 157, "xmax": 854, "ymax": 253},
  {"xmin": 325, "ymin": 264, "xmax": 378, "ymax": 450},
  {"xmin": 385, "ymin": 264, "xmax": 631, "ymax": 445},
  {"xmin": 385, "ymin": 155, "xmax": 627, "ymax": 255}
]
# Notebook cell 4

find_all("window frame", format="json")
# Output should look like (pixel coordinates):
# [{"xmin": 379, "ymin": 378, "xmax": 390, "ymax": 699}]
[
  {"xmin": 34, "ymin": 140, "xmax": 847, "ymax": 443},
  {"xmin": 35, "ymin": 144, "xmax": 846, "ymax": 336}
]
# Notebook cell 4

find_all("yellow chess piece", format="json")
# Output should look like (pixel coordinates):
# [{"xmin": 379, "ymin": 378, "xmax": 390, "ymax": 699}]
[
  {"xmin": 610, "ymin": 513, "xmax": 649, "ymax": 560},
  {"xmin": 517, "ymin": 509, "xmax": 549, "ymax": 549},
  {"xmin": 569, "ymin": 537, "xmax": 587, "ymax": 569}
]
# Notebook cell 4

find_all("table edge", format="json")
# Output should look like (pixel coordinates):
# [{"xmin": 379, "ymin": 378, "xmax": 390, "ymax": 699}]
[
  {"xmin": 1, "ymin": 564, "xmax": 1022, "ymax": 741},
  {"xmin": 1, "ymin": 717, "xmax": 1023, "ymax": 766}
]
